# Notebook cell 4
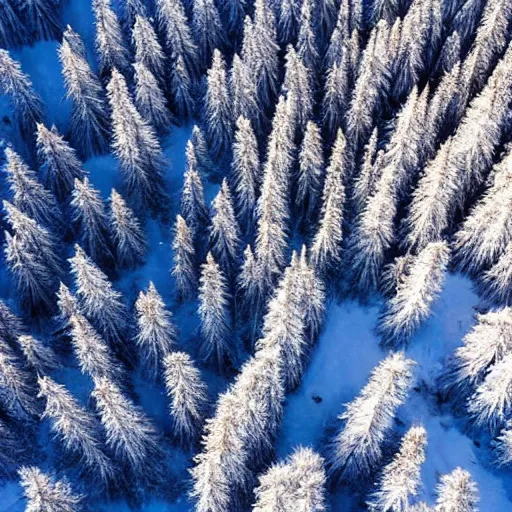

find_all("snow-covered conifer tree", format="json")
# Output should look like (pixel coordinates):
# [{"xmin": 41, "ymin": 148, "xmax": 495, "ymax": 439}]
[
  {"xmin": 4, "ymin": 147, "xmax": 62, "ymax": 230},
  {"xmin": 19, "ymin": 467, "xmax": 83, "ymax": 512},
  {"xmin": 0, "ymin": 419, "xmax": 27, "ymax": 478},
  {"xmin": 133, "ymin": 61, "xmax": 172, "ymax": 132},
  {"xmin": 237, "ymin": 244, "xmax": 260, "ymax": 314},
  {"xmin": 172, "ymin": 215, "xmax": 198, "ymax": 301},
  {"xmin": 135, "ymin": 282, "xmax": 177, "ymax": 380},
  {"xmin": 156, "ymin": 0, "xmax": 198, "ymax": 77},
  {"xmin": 36, "ymin": 123, "xmax": 86, "ymax": 202},
  {"xmin": 352, "ymin": 128, "xmax": 379, "ymax": 215},
  {"xmin": 117, "ymin": 0, "xmax": 146, "ymax": 31},
  {"xmin": 92, "ymin": 0, "xmax": 130, "ymax": 77},
  {"xmin": 296, "ymin": 0, "xmax": 319, "ymax": 73},
  {"xmin": 192, "ymin": 0, "xmax": 226, "ymax": 68},
  {"xmin": 434, "ymin": 468, "xmax": 478, "ymax": 512},
  {"xmin": 0, "ymin": 340, "xmax": 40, "ymax": 422},
  {"xmin": 204, "ymin": 50, "xmax": 233, "ymax": 161},
  {"xmin": 55, "ymin": 283, "xmax": 79, "ymax": 334},
  {"xmin": 231, "ymin": 117, "xmax": 260, "ymax": 231},
  {"xmin": 107, "ymin": 68, "xmax": 169, "ymax": 212},
  {"xmin": 69, "ymin": 245, "xmax": 129, "ymax": 348},
  {"xmin": 315, "ymin": 0, "xmax": 338, "ymax": 46},
  {"xmin": 326, "ymin": 353, "xmax": 415, "ymax": 485},
  {"xmin": 367, "ymin": 425, "xmax": 427, "ymax": 512},
  {"xmin": 0, "ymin": 300, "xmax": 26, "ymax": 347},
  {"xmin": 0, "ymin": 50, "xmax": 44, "ymax": 143},
  {"xmin": 440, "ymin": 308, "xmax": 512, "ymax": 403},
  {"xmin": 198, "ymin": 252, "xmax": 233, "ymax": 369},
  {"xmin": 59, "ymin": 26, "xmax": 110, "ymax": 157},
  {"xmin": 253, "ymin": 447, "xmax": 327, "ymax": 511},
  {"xmin": 310, "ymin": 129, "xmax": 347, "ymax": 275},
  {"xmin": 377, "ymin": 242, "xmax": 449, "ymax": 348},
  {"xmin": 171, "ymin": 54, "xmax": 196, "ymax": 120},
  {"xmin": 92, "ymin": 377, "xmax": 162, "ymax": 475},
  {"xmin": 163, "ymin": 351, "xmax": 208, "ymax": 447},
  {"xmin": 17, "ymin": 0, "xmax": 61, "ymax": 42},
  {"xmin": 296, "ymin": 121, "xmax": 324, "ymax": 223},
  {"xmin": 452, "ymin": 149, "xmax": 512, "ymax": 275},
  {"xmin": 70, "ymin": 177, "xmax": 112, "ymax": 264},
  {"xmin": 181, "ymin": 145, "xmax": 209, "ymax": 238},
  {"xmin": 38, "ymin": 376, "xmax": 114, "ymax": 485},
  {"xmin": 190, "ymin": 125, "xmax": 213, "ymax": 176},
  {"xmin": 436, "ymin": 31, "xmax": 460, "ymax": 76},
  {"xmin": 109, "ymin": 189, "xmax": 147, "ymax": 268},
  {"xmin": 479, "ymin": 242, "xmax": 512, "ymax": 305},
  {"xmin": 132, "ymin": 15, "xmax": 166, "ymax": 82},
  {"xmin": 18, "ymin": 335, "xmax": 58, "ymax": 374},
  {"xmin": 209, "ymin": 179, "xmax": 241, "ymax": 277},
  {"xmin": 494, "ymin": 422, "xmax": 512, "ymax": 466},
  {"xmin": 68, "ymin": 312, "xmax": 121, "ymax": 382},
  {"xmin": 0, "ymin": 0, "xmax": 26, "ymax": 49},
  {"xmin": 277, "ymin": 0, "xmax": 300, "ymax": 46}
]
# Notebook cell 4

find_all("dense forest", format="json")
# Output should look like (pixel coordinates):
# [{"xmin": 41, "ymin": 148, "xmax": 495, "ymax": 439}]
[{"xmin": 0, "ymin": 0, "xmax": 511, "ymax": 510}]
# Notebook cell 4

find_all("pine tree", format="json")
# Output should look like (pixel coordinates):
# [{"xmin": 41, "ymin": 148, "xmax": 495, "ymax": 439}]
[
  {"xmin": 70, "ymin": 177, "xmax": 112, "ymax": 264},
  {"xmin": 310, "ymin": 129, "xmax": 347, "ymax": 275},
  {"xmin": 69, "ymin": 245, "xmax": 129, "ymax": 349},
  {"xmin": 377, "ymin": 242, "xmax": 449, "ymax": 348},
  {"xmin": 231, "ymin": 117, "xmax": 260, "ymax": 231},
  {"xmin": 135, "ymin": 282, "xmax": 177, "ymax": 380},
  {"xmin": 132, "ymin": 15, "xmax": 166, "ymax": 82},
  {"xmin": 181, "ymin": 145, "xmax": 209, "ymax": 238},
  {"xmin": 434, "ymin": 468, "xmax": 478, "ymax": 512},
  {"xmin": 296, "ymin": 0, "xmax": 319, "ymax": 73},
  {"xmin": 479, "ymin": 242, "xmax": 512, "ymax": 306},
  {"xmin": 190, "ymin": 125, "xmax": 214, "ymax": 176},
  {"xmin": 36, "ymin": 123, "xmax": 86, "ymax": 203},
  {"xmin": 19, "ymin": 467, "xmax": 83, "ymax": 512},
  {"xmin": 38, "ymin": 376, "xmax": 114, "ymax": 485},
  {"xmin": 277, "ymin": 0, "xmax": 301, "ymax": 46},
  {"xmin": 55, "ymin": 282, "xmax": 80, "ymax": 335},
  {"xmin": 92, "ymin": 0, "xmax": 130, "ymax": 77},
  {"xmin": 326, "ymin": 353, "xmax": 415, "ymax": 485},
  {"xmin": 0, "ymin": 50, "xmax": 44, "ymax": 143},
  {"xmin": 0, "ymin": 340, "xmax": 40, "ymax": 422},
  {"xmin": 4, "ymin": 147, "xmax": 62, "ymax": 230},
  {"xmin": 163, "ymin": 351, "xmax": 208, "ymax": 447},
  {"xmin": 440, "ymin": 307, "xmax": 512, "ymax": 403},
  {"xmin": 296, "ymin": 121, "xmax": 324, "ymax": 222},
  {"xmin": 204, "ymin": 50, "xmax": 233, "ymax": 161},
  {"xmin": 352, "ymin": 128, "xmax": 379, "ymax": 216},
  {"xmin": 109, "ymin": 189, "xmax": 147, "ymax": 268},
  {"xmin": 92, "ymin": 377, "xmax": 163, "ymax": 476},
  {"xmin": 107, "ymin": 68, "xmax": 169, "ymax": 213},
  {"xmin": 18, "ymin": 334, "xmax": 58, "ymax": 374},
  {"xmin": 253, "ymin": 447, "xmax": 327, "ymax": 512},
  {"xmin": 117, "ymin": 0, "xmax": 146, "ymax": 31},
  {"xmin": 468, "ymin": 352, "xmax": 512, "ymax": 434},
  {"xmin": 0, "ymin": 0, "xmax": 26, "ymax": 49},
  {"xmin": 402, "ymin": 139, "xmax": 458, "ymax": 252},
  {"xmin": 171, "ymin": 54, "xmax": 196, "ymax": 119},
  {"xmin": 210, "ymin": 179, "xmax": 242, "ymax": 277},
  {"xmin": 237, "ymin": 244, "xmax": 260, "ymax": 314},
  {"xmin": 452, "ymin": 148, "xmax": 512, "ymax": 275},
  {"xmin": 192, "ymin": 0, "xmax": 226, "ymax": 69},
  {"xmin": 133, "ymin": 61, "xmax": 172, "ymax": 133},
  {"xmin": 172, "ymin": 214, "xmax": 198, "ymax": 301},
  {"xmin": 156, "ymin": 0, "xmax": 199, "ymax": 78},
  {"xmin": 436, "ymin": 31, "xmax": 460, "ymax": 76},
  {"xmin": 198, "ymin": 252, "xmax": 233, "ymax": 369},
  {"xmin": 367, "ymin": 426, "xmax": 428, "ymax": 512},
  {"xmin": 59, "ymin": 26, "xmax": 110, "ymax": 157}
]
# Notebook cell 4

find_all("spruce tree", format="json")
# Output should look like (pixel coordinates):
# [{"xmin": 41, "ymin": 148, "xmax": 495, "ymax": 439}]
[
  {"xmin": 38, "ymin": 376, "xmax": 114, "ymax": 485},
  {"xmin": 4, "ymin": 147, "xmax": 62, "ymax": 231},
  {"xmin": 163, "ymin": 351, "xmax": 208, "ymax": 447},
  {"xmin": 117, "ymin": 0, "xmax": 146, "ymax": 31},
  {"xmin": 367, "ymin": 426, "xmax": 428, "ymax": 512},
  {"xmin": 0, "ymin": 0, "xmax": 26, "ymax": 49},
  {"xmin": 192, "ymin": 0, "xmax": 226, "ymax": 69},
  {"xmin": 171, "ymin": 54, "xmax": 196, "ymax": 120},
  {"xmin": 135, "ymin": 282, "xmax": 177, "ymax": 381},
  {"xmin": 434, "ymin": 468, "xmax": 478, "ymax": 512},
  {"xmin": 198, "ymin": 252, "xmax": 233, "ymax": 369},
  {"xmin": 296, "ymin": 0, "xmax": 319, "ymax": 73},
  {"xmin": 479, "ymin": 242, "xmax": 512, "ymax": 306},
  {"xmin": 277, "ymin": 0, "xmax": 301, "ymax": 46},
  {"xmin": 494, "ymin": 422, "xmax": 512, "ymax": 466},
  {"xmin": 326, "ymin": 353, "xmax": 415, "ymax": 485},
  {"xmin": 19, "ymin": 467, "xmax": 83, "ymax": 512},
  {"xmin": 133, "ymin": 61, "xmax": 172, "ymax": 133},
  {"xmin": 107, "ymin": 68, "xmax": 169, "ymax": 213},
  {"xmin": 93, "ymin": 0, "xmax": 131, "ymax": 78},
  {"xmin": 190, "ymin": 125, "xmax": 214, "ymax": 176},
  {"xmin": 352, "ymin": 128, "xmax": 379, "ymax": 216},
  {"xmin": 253, "ymin": 447, "xmax": 327, "ymax": 512},
  {"xmin": 209, "ymin": 179, "xmax": 242, "ymax": 277},
  {"xmin": 18, "ymin": 334, "xmax": 58, "ymax": 374},
  {"xmin": 132, "ymin": 15, "xmax": 166, "ymax": 82},
  {"xmin": 109, "ymin": 189, "xmax": 147, "ymax": 268},
  {"xmin": 0, "ymin": 50, "xmax": 44, "ymax": 144},
  {"xmin": 70, "ymin": 177, "xmax": 112, "ymax": 264},
  {"xmin": 322, "ymin": 56, "xmax": 350, "ymax": 139},
  {"xmin": 36, "ymin": 123, "xmax": 86, "ymax": 203},
  {"xmin": 0, "ymin": 300, "xmax": 26, "ymax": 347},
  {"xmin": 59, "ymin": 26, "xmax": 110, "ymax": 157},
  {"xmin": 172, "ymin": 214, "xmax": 198, "ymax": 301}
]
